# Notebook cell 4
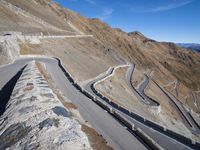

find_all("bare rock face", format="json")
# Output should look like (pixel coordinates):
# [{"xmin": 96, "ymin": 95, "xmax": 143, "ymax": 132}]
[
  {"xmin": 0, "ymin": 35, "xmax": 20, "ymax": 64},
  {"xmin": 0, "ymin": 62, "xmax": 92, "ymax": 150}
]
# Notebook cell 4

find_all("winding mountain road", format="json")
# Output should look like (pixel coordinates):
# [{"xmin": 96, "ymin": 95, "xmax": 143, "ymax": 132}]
[
  {"xmin": 1, "ymin": 57, "xmax": 199, "ymax": 150},
  {"xmin": 126, "ymin": 64, "xmax": 159, "ymax": 106},
  {"xmin": 127, "ymin": 63, "xmax": 200, "ymax": 135},
  {"xmin": 0, "ymin": 56, "xmax": 147, "ymax": 150},
  {"xmin": 154, "ymin": 81, "xmax": 200, "ymax": 135},
  {"xmin": 84, "ymin": 63, "xmax": 199, "ymax": 150}
]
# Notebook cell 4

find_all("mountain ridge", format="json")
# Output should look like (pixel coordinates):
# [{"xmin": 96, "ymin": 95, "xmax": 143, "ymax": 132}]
[
  {"xmin": 1, "ymin": 0, "xmax": 200, "ymax": 90},
  {"xmin": 1, "ymin": 0, "xmax": 200, "ymax": 149},
  {"xmin": 177, "ymin": 43, "xmax": 200, "ymax": 52}
]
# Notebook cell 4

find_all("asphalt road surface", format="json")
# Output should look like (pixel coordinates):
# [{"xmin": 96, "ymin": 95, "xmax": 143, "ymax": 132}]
[
  {"xmin": 0, "ymin": 57, "xmax": 147, "ymax": 150},
  {"xmin": 154, "ymin": 81, "xmax": 200, "ymax": 135},
  {"xmin": 83, "ymin": 63, "xmax": 195, "ymax": 150},
  {"xmin": 126, "ymin": 64, "xmax": 200, "ymax": 135},
  {"xmin": 126, "ymin": 64, "xmax": 159, "ymax": 106}
]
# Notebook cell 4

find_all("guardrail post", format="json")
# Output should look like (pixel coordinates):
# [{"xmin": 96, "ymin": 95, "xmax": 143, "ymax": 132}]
[
  {"xmin": 157, "ymin": 106, "xmax": 161, "ymax": 113},
  {"xmin": 129, "ymin": 110, "xmax": 131, "ymax": 114},
  {"xmin": 132, "ymin": 124, "xmax": 135, "ymax": 131},
  {"xmin": 110, "ymin": 107, "xmax": 113, "ymax": 114},
  {"xmin": 82, "ymin": 88, "xmax": 85, "ymax": 93},
  {"xmin": 163, "ymin": 126, "xmax": 167, "ymax": 131},
  {"xmin": 93, "ymin": 96, "xmax": 96, "ymax": 101},
  {"xmin": 191, "ymin": 139, "xmax": 196, "ymax": 145}
]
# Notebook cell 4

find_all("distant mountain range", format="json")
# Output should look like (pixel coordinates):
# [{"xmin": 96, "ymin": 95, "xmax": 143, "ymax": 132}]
[{"xmin": 177, "ymin": 43, "xmax": 200, "ymax": 52}]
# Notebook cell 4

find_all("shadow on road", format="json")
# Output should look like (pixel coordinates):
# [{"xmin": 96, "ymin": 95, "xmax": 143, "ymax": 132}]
[{"xmin": 0, "ymin": 66, "xmax": 26, "ymax": 116}]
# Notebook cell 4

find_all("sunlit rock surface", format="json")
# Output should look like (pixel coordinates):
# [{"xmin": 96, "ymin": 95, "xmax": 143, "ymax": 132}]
[{"xmin": 0, "ymin": 61, "xmax": 92, "ymax": 150}]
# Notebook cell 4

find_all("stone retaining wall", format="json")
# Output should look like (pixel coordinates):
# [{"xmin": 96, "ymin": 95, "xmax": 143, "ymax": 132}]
[{"xmin": 0, "ymin": 61, "xmax": 92, "ymax": 150}]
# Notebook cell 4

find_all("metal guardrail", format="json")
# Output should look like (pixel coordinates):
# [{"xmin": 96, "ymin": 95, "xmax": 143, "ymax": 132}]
[
  {"xmin": 55, "ymin": 57, "xmax": 200, "ymax": 149},
  {"xmin": 55, "ymin": 58, "xmax": 164, "ymax": 150},
  {"xmin": 90, "ymin": 83, "xmax": 200, "ymax": 149}
]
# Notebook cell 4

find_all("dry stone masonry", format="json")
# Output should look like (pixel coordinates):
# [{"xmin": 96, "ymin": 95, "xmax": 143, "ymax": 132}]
[{"xmin": 0, "ymin": 61, "xmax": 92, "ymax": 150}]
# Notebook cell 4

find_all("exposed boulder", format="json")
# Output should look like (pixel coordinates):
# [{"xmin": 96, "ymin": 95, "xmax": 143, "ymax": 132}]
[{"xmin": 0, "ymin": 35, "xmax": 20, "ymax": 64}]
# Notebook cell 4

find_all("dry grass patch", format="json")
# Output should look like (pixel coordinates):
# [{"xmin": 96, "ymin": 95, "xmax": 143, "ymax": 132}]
[
  {"xmin": 82, "ymin": 124, "xmax": 113, "ymax": 150},
  {"xmin": 61, "ymin": 101, "xmax": 77, "ymax": 109},
  {"xmin": 20, "ymin": 44, "xmax": 44, "ymax": 55}
]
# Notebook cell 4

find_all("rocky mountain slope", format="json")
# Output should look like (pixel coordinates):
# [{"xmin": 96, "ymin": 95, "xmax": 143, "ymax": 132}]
[
  {"xmin": 0, "ymin": 0, "xmax": 200, "ymax": 148},
  {"xmin": 0, "ymin": 0, "xmax": 199, "ymax": 121},
  {"xmin": 0, "ymin": 0, "xmax": 75, "ymax": 35},
  {"xmin": 177, "ymin": 43, "xmax": 200, "ymax": 52},
  {"xmin": 20, "ymin": 0, "xmax": 200, "ymax": 91}
]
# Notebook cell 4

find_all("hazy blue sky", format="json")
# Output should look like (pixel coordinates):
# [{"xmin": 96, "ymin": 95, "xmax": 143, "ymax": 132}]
[{"xmin": 54, "ymin": 0, "xmax": 200, "ymax": 43}]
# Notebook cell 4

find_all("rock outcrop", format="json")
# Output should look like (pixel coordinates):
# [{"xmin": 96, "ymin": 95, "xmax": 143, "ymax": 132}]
[
  {"xmin": 0, "ymin": 35, "xmax": 20, "ymax": 64},
  {"xmin": 0, "ymin": 61, "xmax": 92, "ymax": 150}
]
